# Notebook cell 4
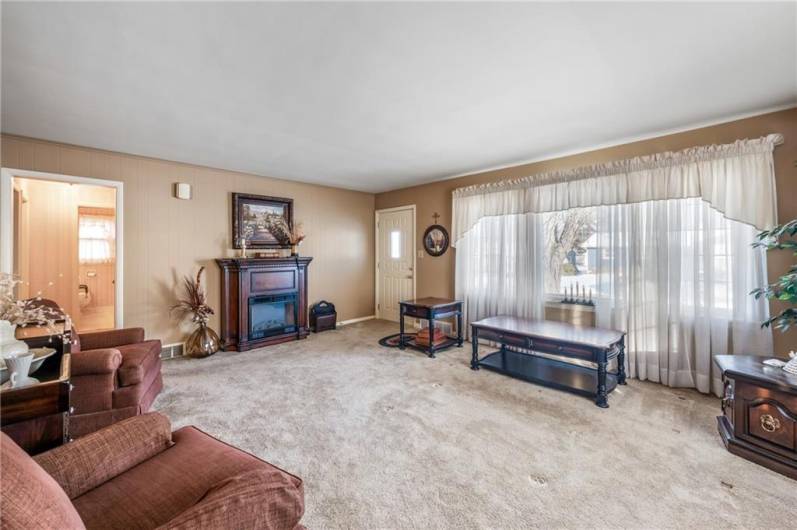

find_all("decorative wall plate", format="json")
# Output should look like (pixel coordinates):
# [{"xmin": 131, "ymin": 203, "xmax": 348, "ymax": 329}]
[{"xmin": 423, "ymin": 224, "xmax": 449, "ymax": 256}]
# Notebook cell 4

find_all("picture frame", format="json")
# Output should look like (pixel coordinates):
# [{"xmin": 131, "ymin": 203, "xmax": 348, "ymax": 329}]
[
  {"xmin": 423, "ymin": 224, "xmax": 449, "ymax": 257},
  {"xmin": 232, "ymin": 193, "xmax": 293, "ymax": 249}
]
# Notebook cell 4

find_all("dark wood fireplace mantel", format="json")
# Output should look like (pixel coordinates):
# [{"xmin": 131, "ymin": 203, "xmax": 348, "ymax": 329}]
[{"xmin": 215, "ymin": 257, "xmax": 312, "ymax": 351}]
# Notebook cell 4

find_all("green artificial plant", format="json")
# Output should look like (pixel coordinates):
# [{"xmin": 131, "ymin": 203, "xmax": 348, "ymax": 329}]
[{"xmin": 751, "ymin": 219, "xmax": 797, "ymax": 332}]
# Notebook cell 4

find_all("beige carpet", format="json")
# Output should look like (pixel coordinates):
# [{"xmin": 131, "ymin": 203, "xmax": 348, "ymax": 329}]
[{"xmin": 154, "ymin": 320, "xmax": 797, "ymax": 529}]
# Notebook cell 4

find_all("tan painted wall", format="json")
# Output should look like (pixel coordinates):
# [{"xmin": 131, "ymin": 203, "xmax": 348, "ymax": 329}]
[
  {"xmin": 376, "ymin": 108, "xmax": 797, "ymax": 354},
  {"xmin": 2, "ymin": 134, "xmax": 376, "ymax": 344}
]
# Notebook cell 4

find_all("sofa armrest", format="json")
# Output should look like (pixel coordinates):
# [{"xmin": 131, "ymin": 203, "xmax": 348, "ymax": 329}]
[
  {"xmin": 34, "ymin": 413, "xmax": 173, "ymax": 499},
  {"xmin": 78, "ymin": 328, "xmax": 145, "ymax": 351},
  {"xmin": 70, "ymin": 348, "xmax": 122, "ymax": 376},
  {"xmin": 157, "ymin": 468, "xmax": 305, "ymax": 530}
]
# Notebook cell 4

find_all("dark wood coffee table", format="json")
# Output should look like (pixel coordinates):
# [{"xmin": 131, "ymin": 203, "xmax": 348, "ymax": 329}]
[
  {"xmin": 398, "ymin": 298, "xmax": 463, "ymax": 358},
  {"xmin": 471, "ymin": 316, "xmax": 626, "ymax": 407}
]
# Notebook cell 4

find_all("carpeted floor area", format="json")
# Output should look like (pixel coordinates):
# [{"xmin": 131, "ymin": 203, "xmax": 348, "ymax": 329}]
[{"xmin": 154, "ymin": 320, "xmax": 797, "ymax": 529}]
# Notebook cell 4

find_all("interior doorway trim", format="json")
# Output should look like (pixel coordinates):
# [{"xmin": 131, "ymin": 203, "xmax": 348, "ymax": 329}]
[
  {"xmin": 374, "ymin": 204, "xmax": 416, "ymax": 320},
  {"xmin": 0, "ymin": 167, "xmax": 124, "ymax": 327}
]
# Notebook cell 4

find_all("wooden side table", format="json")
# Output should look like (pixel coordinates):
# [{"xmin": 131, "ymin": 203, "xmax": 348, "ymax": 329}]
[
  {"xmin": 715, "ymin": 355, "xmax": 796, "ymax": 480},
  {"xmin": 1, "ymin": 330, "xmax": 72, "ymax": 455},
  {"xmin": 398, "ymin": 298, "xmax": 463, "ymax": 358}
]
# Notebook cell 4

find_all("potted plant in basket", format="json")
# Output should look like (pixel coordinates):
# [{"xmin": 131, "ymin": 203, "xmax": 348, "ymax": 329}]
[{"xmin": 172, "ymin": 267, "xmax": 220, "ymax": 358}]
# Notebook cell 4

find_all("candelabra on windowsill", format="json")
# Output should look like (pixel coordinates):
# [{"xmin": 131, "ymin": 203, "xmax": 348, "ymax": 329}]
[{"xmin": 561, "ymin": 283, "xmax": 594, "ymax": 307}]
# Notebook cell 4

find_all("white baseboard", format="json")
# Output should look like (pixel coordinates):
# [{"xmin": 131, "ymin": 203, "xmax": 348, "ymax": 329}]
[{"xmin": 338, "ymin": 315, "xmax": 375, "ymax": 326}]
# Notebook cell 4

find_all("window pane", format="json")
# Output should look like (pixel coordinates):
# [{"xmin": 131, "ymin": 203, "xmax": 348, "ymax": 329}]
[
  {"xmin": 543, "ymin": 208, "xmax": 597, "ymax": 296},
  {"xmin": 390, "ymin": 230, "xmax": 401, "ymax": 259}
]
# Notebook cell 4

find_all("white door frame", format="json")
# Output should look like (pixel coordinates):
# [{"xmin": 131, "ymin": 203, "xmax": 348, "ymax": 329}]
[
  {"xmin": 375, "ymin": 204, "xmax": 416, "ymax": 320},
  {"xmin": 0, "ymin": 167, "xmax": 124, "ymax": 327}
]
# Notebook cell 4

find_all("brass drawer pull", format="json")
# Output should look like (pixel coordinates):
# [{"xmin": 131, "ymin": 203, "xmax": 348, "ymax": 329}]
[{"xmin": 760, "ymin": 414, "xmax": 781, "ymax": 433}]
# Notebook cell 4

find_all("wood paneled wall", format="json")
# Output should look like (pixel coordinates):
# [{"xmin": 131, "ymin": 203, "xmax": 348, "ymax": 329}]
[
  {"xmin": 2, "ymin": 135, "xmax": 376, "ymax": 344},
  {"xmin": 12, "ymin": 178, "xmax": 79, "ymax": 319}
]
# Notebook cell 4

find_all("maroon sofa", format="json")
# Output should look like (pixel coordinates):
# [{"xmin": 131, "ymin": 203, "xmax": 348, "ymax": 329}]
[
  {"xmin": 69, "ymin": 327, "xmax": 163, "ymax": 438},
  {"xmin": 1, "ymin": 413, "xmax": 305, "ymax": 529}
]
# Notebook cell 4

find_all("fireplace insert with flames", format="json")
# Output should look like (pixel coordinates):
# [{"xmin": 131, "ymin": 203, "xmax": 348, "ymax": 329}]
[{"xmin": 248, "ymin": 294, "xmax": 298, "ymax": 340}]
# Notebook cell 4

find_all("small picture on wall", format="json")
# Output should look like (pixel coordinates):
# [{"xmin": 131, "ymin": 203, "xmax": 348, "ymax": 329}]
[{"xmin": 232, "ymin": 193, "xmax": 293, "ymax": 248}]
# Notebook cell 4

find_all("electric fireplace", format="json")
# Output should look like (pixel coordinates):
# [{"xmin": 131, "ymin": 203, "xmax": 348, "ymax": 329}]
[{"xmin": 216, "ymin": 256, "xmax": 312, "ymax": 351}]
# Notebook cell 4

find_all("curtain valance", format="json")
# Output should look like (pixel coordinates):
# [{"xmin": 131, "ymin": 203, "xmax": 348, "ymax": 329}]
[{"xmin": 452, "ymin": 134, "xmax": 782, "ymax": 246}]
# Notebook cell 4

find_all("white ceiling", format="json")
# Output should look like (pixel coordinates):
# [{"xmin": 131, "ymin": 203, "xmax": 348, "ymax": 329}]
[{"xmin": 2, "ymin": 2, "xmax": 795, "ymax": 193}]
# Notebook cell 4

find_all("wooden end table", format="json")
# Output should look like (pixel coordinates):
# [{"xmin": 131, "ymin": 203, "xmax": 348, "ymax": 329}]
[
  {"xmin": 715, "ymin": 355, "xmax": 797, "ymax": 480},
  {"xmin": 398, "ymin": 298, "xmax": 463, "ymax": 358},
  {"xmin": 1, "ymin": 329, "xmax": 72, "ymax": 454}
]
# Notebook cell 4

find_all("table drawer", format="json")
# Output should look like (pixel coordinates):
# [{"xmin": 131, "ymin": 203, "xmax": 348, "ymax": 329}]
[
  {"xmin": 531, "ymin": 338, "xmax": 595, "ymax": 361},
  {"xmin": 735, "ymin": 381, "xmax": 797, "ymax": 456},
  {"xmin": 475, "ymin": 328, "xmax": 533, "ymax": 350},
  {"xmin": 747, "ymin": 401, "xmax": 796, "ymax": 451},
  {"xmin": 402, "ymin": 305, "xmax": 429, "ymax": 319}
]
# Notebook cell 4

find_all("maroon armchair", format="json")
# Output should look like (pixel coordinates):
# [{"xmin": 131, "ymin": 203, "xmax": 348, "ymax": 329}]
[
  {"xmin": 70, "ymin": 327, "xmax": 163, "ymax": 438},
  {"xmin": 1, "ymin": 413, "xmax": 305, "ymax": 529}
]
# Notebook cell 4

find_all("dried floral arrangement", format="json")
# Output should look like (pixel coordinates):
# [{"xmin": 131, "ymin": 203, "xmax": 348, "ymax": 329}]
[
  {"xmin": 289, "ymin": 222, "xmax": 305, "ymax": 246},
  {"xmin": 262, "ymin": 214, "xmax": 291, "ymax": 246},
  {"xmin": 0, "ymin": 272, "xmax": 59, "ymax": 331},
  {"xmin": 263, "ymin": 215, "xmax": 305, "ymax": 246},
  {"xmin": 171, "ymin": 267, "xmax": 214, "ymax": 325}
]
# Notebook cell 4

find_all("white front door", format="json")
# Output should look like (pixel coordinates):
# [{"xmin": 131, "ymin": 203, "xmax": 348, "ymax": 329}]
[{"xmin": 376, "ymin": 207, "xmax": 415, "ymax": 322}]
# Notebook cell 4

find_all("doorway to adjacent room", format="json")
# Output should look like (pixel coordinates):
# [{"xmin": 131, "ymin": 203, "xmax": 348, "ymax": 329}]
[{"xmin": 1, "ymin": 168, "xmax": 123, "ymax": 332}]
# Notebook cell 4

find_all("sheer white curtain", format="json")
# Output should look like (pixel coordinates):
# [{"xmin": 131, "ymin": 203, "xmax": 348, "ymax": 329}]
[
  {"xmin": 455, "ymin": 213, "xmax": 545, "ymax": 336},
  {"xmin": 453, "ymin": 134, "xmax": 782, "ymax": 244},
  {"xmin": 452, "ymin": 135, "xmax": 781, "ymax": 394},
  {"xmin": 593, "ymin": 198, "xmax": 772, "ymax": 395}
]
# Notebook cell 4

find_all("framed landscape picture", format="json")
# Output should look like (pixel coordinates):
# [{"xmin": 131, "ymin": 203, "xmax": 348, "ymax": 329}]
[{"xmin": 232, "ymin": 193, "xmax": 293, "ymax": 249}]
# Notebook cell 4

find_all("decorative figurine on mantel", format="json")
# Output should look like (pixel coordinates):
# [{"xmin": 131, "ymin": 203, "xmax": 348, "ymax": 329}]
[
  {"xmin": 172, "ymin": 267, "xmax": 219, "ymax": 358},
  {"xmin": 239, "ymin": 237, "xmax": 248, "ymax": 258}
]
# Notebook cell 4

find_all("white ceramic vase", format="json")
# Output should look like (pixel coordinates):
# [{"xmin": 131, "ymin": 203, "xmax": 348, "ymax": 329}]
[{"xmin": 0, "ymin": 320, "xmax": 29, "ymax": 359}]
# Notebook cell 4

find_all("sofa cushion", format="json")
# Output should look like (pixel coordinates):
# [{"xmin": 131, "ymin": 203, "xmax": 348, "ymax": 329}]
[
  {"xmin": 116, "ymin": 340, "xmax": 161, "ymax": 387},
  {"xmin": 0, "ymin": 433, "xmax": 86, "ymax": 530},
  {"xmin": 72, "ymin": 427, "xmax": 304, "ymax": 530},
  {"xmin": 77, "ymin": 328, "xmax": 146, "ymax": 351},
  {"xmin": 156, "ymin": 468, "xmax": 304, "ymax": 530},
  {"xmin": 35, "ymin": 413, "xmax": 173, "ymax": 500}
]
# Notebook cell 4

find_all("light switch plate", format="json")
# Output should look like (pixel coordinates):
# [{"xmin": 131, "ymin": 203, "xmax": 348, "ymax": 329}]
[{"xmin": 417, "ymin": 250, "xmax": 424, "ymax": 258}]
